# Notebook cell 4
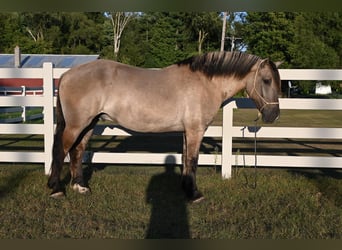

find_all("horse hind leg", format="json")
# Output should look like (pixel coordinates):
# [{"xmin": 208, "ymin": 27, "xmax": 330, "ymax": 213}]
[
  {"xmin": 48, "ymin": 95, "xmax": 70, "ymax": 198},
  {"xmin": 68, "ymin": 115, "xmax": 100, "ymax": 194},
  {"xmin": 48, "ymin": 122, "xmax": 90, "ymax": 198},
  {"xmin": 47, "ymin": 124, "xmax": 67, "ymax": 198},
  {"xmin": 69, "ymin": 127, "xmax": 94, "ymax": 194}
]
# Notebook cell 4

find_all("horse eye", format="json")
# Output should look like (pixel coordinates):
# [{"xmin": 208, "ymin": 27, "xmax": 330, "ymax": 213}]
[{"xmin": 263, "ymin": 78, "xmax": 271, "ymax": 84}]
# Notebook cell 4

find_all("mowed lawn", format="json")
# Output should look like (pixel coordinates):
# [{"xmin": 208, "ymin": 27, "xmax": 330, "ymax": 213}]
[
  {"xmin": 0, "ymin": 109, "xmax": 341, "ymax": 239},
  {"xmin": 0, "ymin": 165, "xmax": 342, "ymax": 239}
]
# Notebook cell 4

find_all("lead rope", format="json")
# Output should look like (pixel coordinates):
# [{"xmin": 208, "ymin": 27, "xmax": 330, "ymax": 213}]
[
  {"xmin": 243, "ymin": 59, "xmax": 279, "ymax": 189},
  {"xmin": 252, "ymin": 115, "xmax": 259, "ymax": 189},
  {"xmin": 243, "ymin": 114, "xmax": 259, "ymax": 189}
]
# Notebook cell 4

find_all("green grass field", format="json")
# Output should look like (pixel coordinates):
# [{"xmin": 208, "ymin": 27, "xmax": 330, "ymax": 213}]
[
  {"xmin": 0, "ymin": 165, "xmax": 341, "ymax": 239},
  {"xmin": 0, "ymin": 109, "xmax": 341, "ymax": 239}
]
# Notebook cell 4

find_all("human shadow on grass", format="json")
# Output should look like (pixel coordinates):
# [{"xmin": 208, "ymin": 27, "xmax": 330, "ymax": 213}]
[{"xmin": 145, "ymin": 155, "xmax": 191, "ymax": 239}]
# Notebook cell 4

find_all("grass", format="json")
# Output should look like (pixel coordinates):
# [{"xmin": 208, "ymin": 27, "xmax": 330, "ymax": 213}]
[
  {"xmin": 233, "ymin": 109, "xmax": 342, "ymax": 128},
  {"xmin": 0, "ymin": 164, "xmax": 342, "ymax": 239},
  {"xmin": 0, "ymin": 109, "xmax": 341, "ymax": 239}
]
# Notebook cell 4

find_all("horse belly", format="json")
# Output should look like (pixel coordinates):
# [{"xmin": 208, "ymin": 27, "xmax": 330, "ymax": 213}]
[{"xmin": 104, "ymin": 101, "xmax": 184, "ymax": 133}]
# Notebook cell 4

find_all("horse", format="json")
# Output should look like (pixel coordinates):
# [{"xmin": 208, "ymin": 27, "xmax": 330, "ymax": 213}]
[{"xmin": 47, "ymin": 51, "xmax": 281, "ymax": 202}]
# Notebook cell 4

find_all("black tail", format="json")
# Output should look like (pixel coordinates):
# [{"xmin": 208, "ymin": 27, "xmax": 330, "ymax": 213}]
[
  {"xmin": 47, "ymin": 92, "xmax": 66, "ymax": 193},
  {"xmin": 55, "ymin": 93, "xmax": 66, "ymax": 136}
]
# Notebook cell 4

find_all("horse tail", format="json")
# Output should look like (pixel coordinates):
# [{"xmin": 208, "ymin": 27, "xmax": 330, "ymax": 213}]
[
  {"xmin": 55, "ymin": 91, "xmax": 66, "ymax": 136},
  {"xmin": 47, "ymin": 83, "xmax": 66, "ymax": 193}
]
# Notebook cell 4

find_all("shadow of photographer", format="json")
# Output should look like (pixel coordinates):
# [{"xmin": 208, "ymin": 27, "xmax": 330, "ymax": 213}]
[{"xmin": 145, "ymin": 155, "xmax": 191, "ymax": 239}]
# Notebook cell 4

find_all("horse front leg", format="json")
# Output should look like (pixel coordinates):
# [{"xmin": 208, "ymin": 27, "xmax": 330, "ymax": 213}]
[{"xmin": 181, "ymin": 130, "xmax": 205, "ymax": 202}]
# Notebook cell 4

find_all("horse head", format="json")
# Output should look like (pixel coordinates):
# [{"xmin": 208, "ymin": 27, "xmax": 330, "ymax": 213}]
[{"xmin": 247, "ymin": 59, "xmax": 282, "ymax": 123}]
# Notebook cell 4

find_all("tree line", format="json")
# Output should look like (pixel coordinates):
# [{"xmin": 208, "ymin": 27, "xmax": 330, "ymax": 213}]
[{"xmin": 1, "ymin": 12, "xmax": 341, "ymax": 92}]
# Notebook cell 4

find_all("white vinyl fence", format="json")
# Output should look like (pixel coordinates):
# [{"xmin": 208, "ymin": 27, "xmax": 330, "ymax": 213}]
[{"xmin": 0, "ymin": 63, "xmax": 342, "ymax": 177}]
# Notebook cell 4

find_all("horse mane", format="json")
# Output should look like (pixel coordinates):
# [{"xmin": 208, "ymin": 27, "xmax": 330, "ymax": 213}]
[{"xmin": 177, "ymin": 51, "xmax": 260, "ymax": 79}]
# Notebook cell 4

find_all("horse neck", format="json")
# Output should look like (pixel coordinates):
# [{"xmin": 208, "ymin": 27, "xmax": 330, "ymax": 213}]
[{"xmin": 212, "ymin": 75, "xmax": 248, "ymax": 102}]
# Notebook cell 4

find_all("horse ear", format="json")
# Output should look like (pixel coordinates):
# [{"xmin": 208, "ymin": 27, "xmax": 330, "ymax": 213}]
[
  {"xmin": 260, "ymin": 58, "xmax": 269, "ymax": 68},
  {"xmin": 274, "ymin": 61, "xmax": 283, "ymax": 68}
]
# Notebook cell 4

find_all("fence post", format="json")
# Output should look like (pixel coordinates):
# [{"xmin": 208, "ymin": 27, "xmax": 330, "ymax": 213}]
[
  {"xmin": 21, "ymin": 85, "xmax": 26, "ymax": 122},
  {"xmin": 43, "ymin": 63, "xmax": 54, "ymax": 175},
  {"xmin": 221, "ymin": 100, "xmax": 234, "ymax": 179}
]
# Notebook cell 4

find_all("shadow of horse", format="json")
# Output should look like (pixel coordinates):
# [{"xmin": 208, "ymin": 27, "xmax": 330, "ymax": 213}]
[{"xmin": 145, "ymin": 155, "xmax": 191, "ymax": 239}]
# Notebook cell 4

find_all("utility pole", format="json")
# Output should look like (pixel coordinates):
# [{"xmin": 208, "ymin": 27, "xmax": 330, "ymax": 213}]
[
  {"xmin": 221, "ymin": 12, "xmax": 243, "ymax": 52},
  {"xmin": 220, "ymin": 12, "xmax": 227, "ymax": 52},
  {"xmin": 226, "ymin": 35, "xmax": 242, "ymax": 52}
]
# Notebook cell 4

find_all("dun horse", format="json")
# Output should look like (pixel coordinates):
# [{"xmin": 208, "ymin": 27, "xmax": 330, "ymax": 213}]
[{"xmin": 47, "ymin": 51, "xmax": 281, "ymax": 202}]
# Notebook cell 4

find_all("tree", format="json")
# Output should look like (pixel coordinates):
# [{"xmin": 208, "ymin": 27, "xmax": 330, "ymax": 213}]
[
  {"xmin": 106, "ymin": 12, "xmax": 133, "ymax": 61},
  {"xmin": 15, "ymin": 12, "xmax": 59, "ymax": 53},
  {"xmin": 187, "ymin": 12, "xmax": 222, "ymax": 54},
  {"xmin": 117, "ymin": 12, "xmax": 224, "ymax": 67},
  {"xmin": 289, "ymin": 13, "xmax": 340, "ymax": 69},
  {"xmin": 241, "ymin": 12, "xmax": 342, "ymax": 69},
  {"xmin": 241, "ymin": 12, "xmax": 297, "ymax": 65},
  {"xmin": 61, "ymin": 12, "xmax": 106, "ymax": 54},
  {"xmin": 115, "ymin": 15, "xmax": 148, "ymax": 66},
  {"xmin": 240, "ymin": 12, "xmax": 342, "ymax": 95},
  {"xmin": 0, "ymin": 13, "xmax": 21, "ymax": 53},
  {"xmin": 291, "ymin": 12, "xmax": 341, "ymax": 68},
  {"xmin": 289, "ymin": 13, "xmax": 341, "ymax": 94},
  {"xmin": 139, "ymin": 12, "xmax": 191, "ymax": 67}
]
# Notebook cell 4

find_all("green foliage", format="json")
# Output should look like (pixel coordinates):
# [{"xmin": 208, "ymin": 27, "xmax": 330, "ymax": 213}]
[
  {"xmin": 0, "ymin": 12, "xmax": 107, "ymax": 55},
  {"xmin": 240, "ymin": 12, "xmax": 342, "ymax": 95},
  {"xmin": 289, "ymin": 13, "xmax": 340, "ymax": 69},
  {"xmin": 0, "ymin": 12, "xmax": 223, "ymax": 67},
  {"xmin": 127, "ymin": 12, "xmax": 222, "ymax": 68},
  {"xmin": 141, "ymin": 12, "xmax": 187, "ymax": 67},
  {"xmin": 241, "ymin": 12, "xmax": 298, "ymax": 66},
  {"xmin": 241, "ymin": 12, "xmax": 341, "ymax": 69},
  {"xmin": 1, "ymin": 12, "xmax": 341, "ymax": 73}
]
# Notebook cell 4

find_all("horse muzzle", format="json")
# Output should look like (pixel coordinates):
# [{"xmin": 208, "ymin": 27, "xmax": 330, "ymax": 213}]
[{"xmin": 261, "ymin": 105, "xmax": 280, "ymax": 124}]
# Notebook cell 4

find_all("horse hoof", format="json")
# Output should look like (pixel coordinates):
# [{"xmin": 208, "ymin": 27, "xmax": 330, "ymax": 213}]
[
  {"xmin": 50, "ymin": 191, "xmax": 65, "ymax": 199},
  {"xmin": 191, "ymin": 196, "xmax": 205, "ymax": 203},
  {"xmin": 72, "ymin": 183, "xmax": 90, "ymax": 194},
  {"xmin": 188, "ymin": 191, "xmax": 205, "ymax": 203}
]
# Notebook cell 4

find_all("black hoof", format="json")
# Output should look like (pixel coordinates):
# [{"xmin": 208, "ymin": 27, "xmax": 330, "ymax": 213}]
[
  {"xmin": 181, "ymin": 175, "xmax": 204, "ymax": 202},
  {"xmin": 188, "ymin": 190, "xmax": 205, "ymax": 203},
  {"xmin": 50, "ymin": 190, "xmax": 65, "ymax": 198},
  {"xmin": 48, "ymin": 180, "xmax": 65, "ymax": 198}
]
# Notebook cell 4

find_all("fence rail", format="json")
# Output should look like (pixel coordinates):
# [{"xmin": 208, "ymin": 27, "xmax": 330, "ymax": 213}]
[
  {"xmin": 0, "ymin": 86, "xmax": 44, "ymax": 123},
  {"xmin": 0, "ymin": 63, "xmax": 342, "ymax": 177}
]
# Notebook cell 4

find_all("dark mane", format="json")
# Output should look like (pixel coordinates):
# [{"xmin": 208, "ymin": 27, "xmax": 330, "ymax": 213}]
[{"xmin": 177, "ymin": 51, "xmax": 260, "ymax": 79}]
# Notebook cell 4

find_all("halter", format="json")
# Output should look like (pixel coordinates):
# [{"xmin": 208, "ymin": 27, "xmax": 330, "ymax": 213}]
[{"xmin": 249, "ymin": 59, "xmax": 279, "ymax": 112}]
